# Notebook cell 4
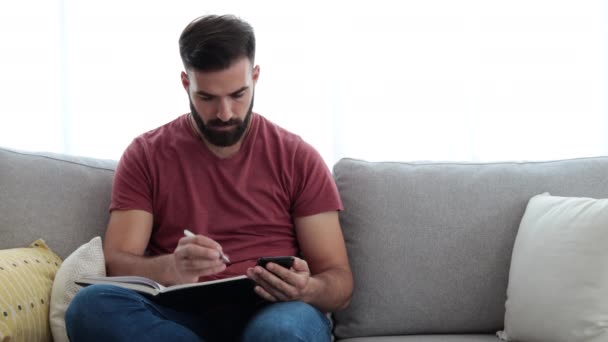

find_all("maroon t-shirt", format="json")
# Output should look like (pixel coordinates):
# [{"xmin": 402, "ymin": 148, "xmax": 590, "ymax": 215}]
[{"xmin": 110, "ymin": 113, "xmax": 343, "ymax": 280}]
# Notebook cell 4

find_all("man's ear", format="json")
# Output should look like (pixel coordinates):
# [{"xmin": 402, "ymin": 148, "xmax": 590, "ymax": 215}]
[
  {"xmin": 252, "ymin": 65, "xmax": 260, "ymax": 85},
  {"xmin": 181, "ymin": 71, "xmax": 190, "ymax": 92}
]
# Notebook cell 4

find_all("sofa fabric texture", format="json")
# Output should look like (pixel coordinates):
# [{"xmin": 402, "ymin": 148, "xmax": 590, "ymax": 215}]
[
  {"xmin": 4, "ymin": 146, "xmax": 608, "ymax": 341},
  {"xmin": 0, "ymin": 147, "xmax": 116, "ymax": 259},
  {"xmin": 332, "ymin": 157, "xmax": 608, "ymax": 339},
  {"xmin": 337, "ymin": 335, "xmax": 501, "ymax": 342}
]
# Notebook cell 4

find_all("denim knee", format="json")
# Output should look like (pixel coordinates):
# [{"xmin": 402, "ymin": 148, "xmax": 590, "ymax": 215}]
[
  {"xmin": 242, "ymin": 301, "xmax": 331, "ymax": 342},
  {"xmin": 66, "ymin": 284, "xmax": 103, "ymax": 324},
  {"xmin": 65, "ymin": 284, "xmax": 143, "ymax": 340},
  {"xmin": 66, "ymin": 284, "xmax": 204, "ymax": 342},
  {"xmin": 67, "ymin": 284, "xmax": 134, "ymax": 319}
]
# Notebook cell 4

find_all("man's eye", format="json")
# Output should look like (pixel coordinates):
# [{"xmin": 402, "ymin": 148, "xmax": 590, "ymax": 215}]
[
  {"xmin": 231, "ymin": 92, "xmax": 244, "ymax": 99},
  {"xmin": 199, "ymin": 96, "xmax": 213, "ymax": 102}
]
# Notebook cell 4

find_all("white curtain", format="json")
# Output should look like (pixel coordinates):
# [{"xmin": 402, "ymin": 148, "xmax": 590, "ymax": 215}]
[{"xmin": 1, "ymin": 0, "xmax": 606, "ymax": 166}]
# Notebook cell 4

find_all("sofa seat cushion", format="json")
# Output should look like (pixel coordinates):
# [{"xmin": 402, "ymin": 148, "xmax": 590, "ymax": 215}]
[{"xmin": 337, "ymin": 334, "xmax": 500, "ymax": 342}]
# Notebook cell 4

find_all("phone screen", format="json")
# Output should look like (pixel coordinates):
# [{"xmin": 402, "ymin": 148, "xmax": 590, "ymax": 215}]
[{"xmin": 256, "ymin": 256, "xmax": 295, "ymax": 269}]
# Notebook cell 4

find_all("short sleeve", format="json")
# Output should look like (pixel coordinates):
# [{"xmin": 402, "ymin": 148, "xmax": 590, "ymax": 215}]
[
  {"xmin": 291, "ymin": 141, "xmax": 343, "ymax": 218},
  {"xmin": 109, "ymin": 138, "xmax": 154, "ymax": 213}
]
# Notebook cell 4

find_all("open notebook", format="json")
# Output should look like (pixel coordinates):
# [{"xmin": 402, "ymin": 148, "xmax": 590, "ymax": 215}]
[{"xmin": 76, "ymin": 275, "xmax": 256, "ymax": 307}]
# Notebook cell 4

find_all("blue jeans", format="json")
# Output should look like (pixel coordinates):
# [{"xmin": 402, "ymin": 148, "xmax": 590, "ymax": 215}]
[{"xmin": 65, "ymin": 284, "xmax": 331, "ymax": 342}]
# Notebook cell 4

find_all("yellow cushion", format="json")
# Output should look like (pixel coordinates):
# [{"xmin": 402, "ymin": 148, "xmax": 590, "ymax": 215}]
[{"xmin": 0, "ymin": 239, "xmax": 62, "ymax": 342}]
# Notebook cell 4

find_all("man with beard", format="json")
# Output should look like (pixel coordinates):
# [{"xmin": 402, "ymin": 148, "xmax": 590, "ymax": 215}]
[{"xmin": 65, "ymin": 14, "xmax": 353, "ymax": 342}]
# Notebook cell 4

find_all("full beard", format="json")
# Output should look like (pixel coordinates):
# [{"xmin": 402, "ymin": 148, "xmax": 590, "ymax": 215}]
[{"xmin": 189, "ymin": 95, "xmax": 254, "ymax": 147}]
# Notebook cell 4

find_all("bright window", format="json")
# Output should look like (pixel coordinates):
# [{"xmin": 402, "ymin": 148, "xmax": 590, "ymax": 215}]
[{"xmin": 1, "ymin": 0, "xmax": 606, "ymax": 165}]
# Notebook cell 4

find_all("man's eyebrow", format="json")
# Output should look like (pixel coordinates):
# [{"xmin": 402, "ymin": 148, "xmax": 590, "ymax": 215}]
[
  {"xmin": 229, "ymin": 86, "xmax": 249, "ymax": 96},
  {"xmin": 196, "ymin": 86, "xmax": 249, "ymax": 98}
]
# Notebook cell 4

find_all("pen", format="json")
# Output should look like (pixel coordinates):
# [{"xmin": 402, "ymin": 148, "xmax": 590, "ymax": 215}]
[{"xmin": 183, "ymin": 229, "xmax": 231, "ymax": 264}]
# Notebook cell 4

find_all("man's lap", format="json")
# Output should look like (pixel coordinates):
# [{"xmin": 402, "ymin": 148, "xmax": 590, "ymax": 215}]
[{"xmin": 66, "ymin": 284, "xmax": 330, "ymax": 341}]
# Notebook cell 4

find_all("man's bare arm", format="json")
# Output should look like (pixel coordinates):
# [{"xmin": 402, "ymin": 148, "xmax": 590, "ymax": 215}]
[
  {"xmin": 247, "ymin": 211, "xmax": 353, "ymax": 312},
  {"xmin": 104, "ymin": 210, "xmax": 226, "ymax": 286},
  {"xmin": 294, "ymin": 211, "xmax": 353, "ymax": 311}
]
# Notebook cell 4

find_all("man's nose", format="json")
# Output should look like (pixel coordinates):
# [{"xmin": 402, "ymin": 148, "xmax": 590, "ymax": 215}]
[{"xmin": 217, "ymin": 98, "xmax": 232, "ymax": 122}]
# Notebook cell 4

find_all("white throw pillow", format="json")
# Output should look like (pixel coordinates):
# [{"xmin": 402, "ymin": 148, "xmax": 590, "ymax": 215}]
[
  {"xmin": 497, "ymin": 193, "xmax": 608, "ymax": 342},
  {"xmin": 49, "ymin": 236, "xmax": 105, "ymax": 342}
]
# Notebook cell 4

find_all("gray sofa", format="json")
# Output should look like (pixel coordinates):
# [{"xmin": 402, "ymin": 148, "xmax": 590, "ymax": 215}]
[{"xmin": 3, "ymin": 145, "xmax": 608, "ymax": 341}]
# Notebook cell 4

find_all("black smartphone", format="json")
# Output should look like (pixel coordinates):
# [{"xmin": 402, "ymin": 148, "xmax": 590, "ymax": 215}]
[{"xmin": 256, "ymin": 256, "xmax": 295, "ymax": 269}]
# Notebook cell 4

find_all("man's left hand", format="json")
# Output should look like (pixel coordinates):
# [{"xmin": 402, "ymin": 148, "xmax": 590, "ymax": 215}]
[{"xmin": 246, "ymin": 257, "xmax": 312, "ymax": 302}]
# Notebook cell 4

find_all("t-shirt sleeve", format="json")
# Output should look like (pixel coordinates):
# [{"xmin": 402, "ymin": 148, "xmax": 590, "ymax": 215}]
[
  {"xmin": 109, "ymin": 138, "xmax": 154, "ymax": 213},
  {"xmin": 291, "ymin": 141, "xmax": 343, "ymax": 218}
]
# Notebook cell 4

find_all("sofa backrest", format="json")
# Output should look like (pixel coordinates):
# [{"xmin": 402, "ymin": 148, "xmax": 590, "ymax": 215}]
[
  {"xmin": 0, "ymin": 147, "xmax": 116, "ymax": 259},
  {"xmin": 332, "ymin": 157, "xmax": 608, "ymax": 339}
]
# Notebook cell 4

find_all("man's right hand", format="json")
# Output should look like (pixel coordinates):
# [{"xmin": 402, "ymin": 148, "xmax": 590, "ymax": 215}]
[
  {"xmin": 104, "ymin": 210, "xmax": 228, "ymax": 286},
  {"xmin": 172, "ymin": 233, "xmax": 227, "ymax": 284}
]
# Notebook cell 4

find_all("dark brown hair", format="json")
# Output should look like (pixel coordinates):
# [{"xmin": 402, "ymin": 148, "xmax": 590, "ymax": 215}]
[{"xmin": 179, "ymin": 14, "xmax": 255, "ymax": 71}]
